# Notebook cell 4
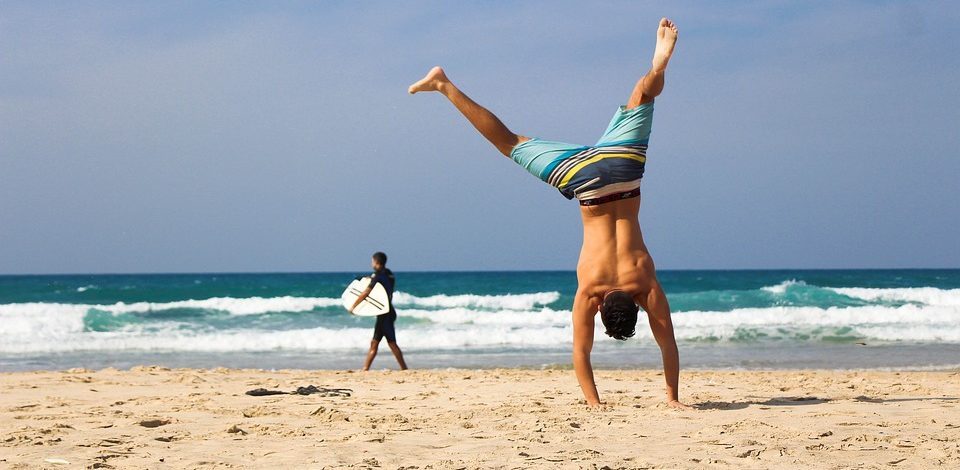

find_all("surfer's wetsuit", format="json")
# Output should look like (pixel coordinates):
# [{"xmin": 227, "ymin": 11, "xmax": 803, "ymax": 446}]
[{"xmin": 370, "ymin": 268, "xmax": 397, "ymax": 342}]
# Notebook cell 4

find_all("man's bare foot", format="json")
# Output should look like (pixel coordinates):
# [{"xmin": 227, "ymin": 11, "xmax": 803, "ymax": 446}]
[
  {"xmin": 667, "ymin": 399, "xmax": 693, "ymax": 410},
  {"xmin": 408, "ymin": 66, "xmax": 449, "ymax": 94},
  {"xmin": 651, "ymin": 18, "xmax": 678, "ymax": 73}
]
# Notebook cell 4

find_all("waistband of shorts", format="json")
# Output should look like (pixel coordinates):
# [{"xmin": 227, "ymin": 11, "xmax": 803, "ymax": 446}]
[{"xmin": 579, "ymin": 188, "xmax": 641, "ymax": 206}]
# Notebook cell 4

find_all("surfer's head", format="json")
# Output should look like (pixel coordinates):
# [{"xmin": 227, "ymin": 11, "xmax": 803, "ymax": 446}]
[
  {"xmin": 599, "ymin": 290, "xmax": 638, "ymax": 341},
  {"xmin": 371, "ymin": 251, "xmax": 387, "ymax": 270}
]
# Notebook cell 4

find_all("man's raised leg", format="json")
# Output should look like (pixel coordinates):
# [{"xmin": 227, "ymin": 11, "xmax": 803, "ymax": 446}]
[
  {"xmin": 409, "ymin": 66, "xmax": 527, "ymax": 156},
  {"xmin": 626, "ymin": 18, "xmax": 679, "ymax": 109}
]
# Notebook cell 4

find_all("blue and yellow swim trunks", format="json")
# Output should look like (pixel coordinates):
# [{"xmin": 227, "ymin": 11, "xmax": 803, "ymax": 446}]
[{"xmin": 509, "ymin": 103, "xmax": 653, "ymax": 205}]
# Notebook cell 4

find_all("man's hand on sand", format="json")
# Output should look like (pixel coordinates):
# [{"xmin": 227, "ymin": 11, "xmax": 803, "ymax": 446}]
[{"xmin": 585, "ymin": 402, "xmax": 610, "ymax": 411}]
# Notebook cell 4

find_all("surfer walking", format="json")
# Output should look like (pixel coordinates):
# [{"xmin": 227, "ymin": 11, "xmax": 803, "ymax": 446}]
[
  {"xmin": 350, "ymin": 252, "xmax": 408, "ymax": 371},
  {"xmin": 409, "ymin": 18, "xmax": 687, "ymax": 408}
]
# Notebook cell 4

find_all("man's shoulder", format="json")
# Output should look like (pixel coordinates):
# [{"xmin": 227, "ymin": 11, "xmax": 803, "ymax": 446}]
[{"xmin": 574, "ymin": 281, "xmax": 606, "ymax": 301}]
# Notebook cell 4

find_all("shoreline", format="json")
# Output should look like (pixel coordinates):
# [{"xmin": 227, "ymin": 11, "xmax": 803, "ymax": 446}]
[
  {"xmin": 5, "ymin": 363, "xmax": 960, "ymax": 374},
  {"xmin": 2, "ymin": 367, "xmax": 957, "ymax": 468},
  {"xmin": 5, "ymin": 341, "xmax": 960, "ymax": 374}
]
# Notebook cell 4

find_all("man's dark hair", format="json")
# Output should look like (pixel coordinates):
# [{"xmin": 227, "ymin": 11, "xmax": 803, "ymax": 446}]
[
  {"xmin": 600, "ymin": 291, "xmax": 639, "ymax": 340},
  {"xmin": 372, "ymin": 251, "xmax": 387, "ymax": 266}
]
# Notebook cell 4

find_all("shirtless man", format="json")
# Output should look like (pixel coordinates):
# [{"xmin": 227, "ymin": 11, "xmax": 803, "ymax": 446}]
[{"xmin": 409, "ymin": 18, "xmax": 688, "ymax": 409}]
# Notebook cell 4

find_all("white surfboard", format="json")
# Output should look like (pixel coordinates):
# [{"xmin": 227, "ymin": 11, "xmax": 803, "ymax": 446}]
[{"xmin": 341, "ymin": 276, "xmax": 391, "ymax": 316}]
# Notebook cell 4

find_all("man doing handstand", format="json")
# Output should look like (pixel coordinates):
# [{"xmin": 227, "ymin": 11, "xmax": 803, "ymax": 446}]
[{"xmin": 409, "ymin": 18, "xmax": 688, "ymax": 409}]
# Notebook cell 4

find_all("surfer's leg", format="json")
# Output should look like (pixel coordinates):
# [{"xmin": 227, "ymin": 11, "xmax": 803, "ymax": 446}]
[
  {"xmin": 387, "ymin": 342, "xmax": 408, "ymax": 370},
  {"xmin": 362, "ymin": 339, "xmax": 379, "ymax": 371},
  {"xmin": 409, "ymin": 66, "xmax": 528, "ymax": 156},
  {"xmin": 380, "ymin": 311, "xmax": 408, "ymax": 370},
  {"xmin": 626, "ymin": 18, "xmax": 678, "ymax": 109},
  {"xmin": 364, "ymin": 317, "xmax": 388, "ymax": 371}
]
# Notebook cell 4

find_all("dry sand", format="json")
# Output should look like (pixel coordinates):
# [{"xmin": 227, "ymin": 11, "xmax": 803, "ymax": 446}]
[{"xmin": 1, "ymin": 367, "xmax": 958, "ymax": 469}]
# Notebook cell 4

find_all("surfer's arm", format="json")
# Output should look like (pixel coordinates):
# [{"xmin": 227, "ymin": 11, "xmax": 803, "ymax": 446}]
[
  {"xmin": 572, "ymin": 291, "xmax": 601, "ymax": 407},
  {"xmin": 349, "ymin": 287, "xmax": 373, "ymax": 313}
]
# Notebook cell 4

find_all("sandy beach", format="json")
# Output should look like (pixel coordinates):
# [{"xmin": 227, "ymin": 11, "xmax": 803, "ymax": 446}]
[{"xmin": 0, "ymin": 367, "xmax": 957, "ymax": 469}]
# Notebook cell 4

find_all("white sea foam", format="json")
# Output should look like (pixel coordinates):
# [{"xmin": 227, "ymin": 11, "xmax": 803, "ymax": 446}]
[
  {"xmin": 0, "ymin": 291, "xmax": 562, "ymax": 319},
  {"xmin": 760, "ymin": 279, "xmax": 805, "ymax": 294},
  {"xmin": 2, "ymin": 302, "xmax": 959, "ymax": 354},
  {"xmin": 97, "ymin": 296, "xmax": 345, "ymax": 315},
  {"xmin": 3, "ymin": 287, "xmax": 960, "ymax": 354},
  {"xmin": 661, "ymin": 304, "xmax": 960, "ymax": 342},
  {"xmin": 0, "ymin": 297, "xmax": 342, "ymax": 318},
  {"xmin": 829, "ymin": 287, "xmax": 960, "ymax": 307},
  {"xmin": 0, "ymin": 303, "xmax": 88, "ymax": 338},
  {"xmin": 400, "ymin": 307, "xmax": 568, "ymax": 326},
  {"xmin": 392, "ymin": 291, "xmax": 561, "ymax": 310},
  {"xmin": 0, "ymin": 323, "xmax": 576, "ymax": 354}
]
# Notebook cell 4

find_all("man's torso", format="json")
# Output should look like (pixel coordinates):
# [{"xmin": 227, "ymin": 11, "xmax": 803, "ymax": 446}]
[{"xmin": 576, "ymin": 196, "xmax": 656, "ymax": 303}]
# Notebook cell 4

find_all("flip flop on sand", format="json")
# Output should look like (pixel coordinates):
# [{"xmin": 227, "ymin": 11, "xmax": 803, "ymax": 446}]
[{"xmin": 245, "ymin": 388, "xmax": 287, "ymax": 396}]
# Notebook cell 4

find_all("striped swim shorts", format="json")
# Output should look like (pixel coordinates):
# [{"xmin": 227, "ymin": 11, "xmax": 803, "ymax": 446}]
[{"xmin": 509, "ymin": 102, "xmax": 653, "ymax": 203}]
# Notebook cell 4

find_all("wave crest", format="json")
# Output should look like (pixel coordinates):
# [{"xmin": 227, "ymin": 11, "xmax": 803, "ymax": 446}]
[
  {"xmin": 392, "ymin": 291, "xmax": 560, "ymax": 310},
  {"xmin": 760, "ymin": 279, "xmax": 806, "ymax": 294},
  {"xmin": 829, "ymin": 287, "xmax": 960, "ymax": 307}
]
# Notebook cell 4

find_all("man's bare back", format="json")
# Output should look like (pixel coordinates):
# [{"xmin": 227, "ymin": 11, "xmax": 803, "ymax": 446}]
[
  {"xmin": 410, "ymin": 18, "xmax": 687, "ymax": 409},
  {"xmin": 576, "ymin": 196, "xmax": 655, "ymax": 301}
]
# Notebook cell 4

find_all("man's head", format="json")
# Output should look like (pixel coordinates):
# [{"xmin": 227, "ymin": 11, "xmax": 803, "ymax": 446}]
[
  {"xmin": 371, "ymin": 251, "xmax": 388, "ymax": 270},
  {"xmin": 600, "ymin": 290, "xmax": 639, "ymax": 341}
]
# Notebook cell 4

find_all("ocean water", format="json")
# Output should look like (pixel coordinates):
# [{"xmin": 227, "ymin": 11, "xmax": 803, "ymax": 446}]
[{"xmin": 1, "ymin": 270, "xmax": 959, "ymax": 372}]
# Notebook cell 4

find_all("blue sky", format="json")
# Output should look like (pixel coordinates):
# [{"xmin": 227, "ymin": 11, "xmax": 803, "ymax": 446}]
[{"xmin": 1, "ymin": 1, "xmax": 958, "ymax": 274}]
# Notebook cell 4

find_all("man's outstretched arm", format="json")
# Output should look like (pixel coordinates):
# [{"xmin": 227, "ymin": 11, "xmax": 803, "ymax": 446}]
[
  {"xmin": 642, "ymin": 286, "xmax": 692, "ymax": 410},
  {"xmin": 647, "ymin": 310, "xmax": 684, "ymax": 405},
  {"xmin": 572, "ymin": 291, "xmax": 602, "ymax": 407}
]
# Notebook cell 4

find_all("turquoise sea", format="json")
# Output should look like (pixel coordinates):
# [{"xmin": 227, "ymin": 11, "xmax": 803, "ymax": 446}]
[{"xmin": 1, "ymin": 270, "xmax": 958, "ymax": 372}]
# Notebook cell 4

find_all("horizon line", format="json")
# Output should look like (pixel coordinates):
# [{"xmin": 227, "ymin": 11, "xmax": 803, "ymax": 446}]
[{"xmin": 2, "ymin": 267, "xmax": 959, "ymax": 277}]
